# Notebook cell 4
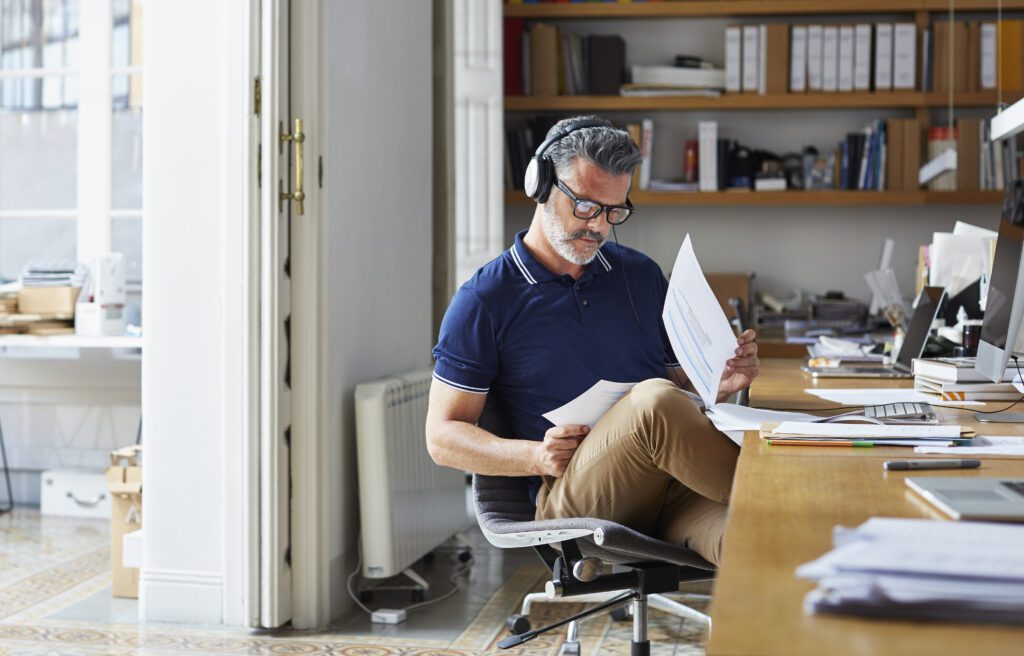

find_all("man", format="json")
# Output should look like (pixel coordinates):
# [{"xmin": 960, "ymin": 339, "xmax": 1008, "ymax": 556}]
[{"xmin": 426, "ymin": 116, "xmax": 758, "ymax": 565}]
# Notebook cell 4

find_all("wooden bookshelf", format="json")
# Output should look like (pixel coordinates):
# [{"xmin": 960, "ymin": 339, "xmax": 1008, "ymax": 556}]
[
  {"xmin": 506, "ymin": 91, "xmax": 1003, "ymax": 112},
  {"xmin": 504, "ymin": 0, "xmax": 1024, "ymax": 20},
  {"xmin": 504, "ymin": 190, "xmax": 1003, "ymax": 207}
]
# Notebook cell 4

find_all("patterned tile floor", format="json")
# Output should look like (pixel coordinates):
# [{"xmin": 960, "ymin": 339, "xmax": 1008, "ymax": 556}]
[{"xmin": 0, "ymin": 508, "xmax": 710, "ymax": 655}]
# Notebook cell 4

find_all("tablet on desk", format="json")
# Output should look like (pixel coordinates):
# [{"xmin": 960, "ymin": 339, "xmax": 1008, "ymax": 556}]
[{"xmin": 906, "ymin": 477, "xmax": 1024, "ymax": 522}]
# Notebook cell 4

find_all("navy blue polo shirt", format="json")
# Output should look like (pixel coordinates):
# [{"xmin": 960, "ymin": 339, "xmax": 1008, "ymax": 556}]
[{"xmin": 432, "ymin": 231, "xmax": 681, "ymax": 502}]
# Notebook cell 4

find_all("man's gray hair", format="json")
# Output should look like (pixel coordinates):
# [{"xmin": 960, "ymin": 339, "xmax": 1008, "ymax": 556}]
[{"xmin": 544, "ymin": 115, "xmax": 642, "ymax": 180}]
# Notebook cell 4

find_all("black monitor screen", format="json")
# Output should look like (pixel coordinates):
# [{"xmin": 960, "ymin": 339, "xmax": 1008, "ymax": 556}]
[
  {"xmin": 980, "ymin": 220, "xmax": 1024, "ymax": 350},
  {"xmin": 897, "ymin": 286, "xmax": 945, "ymax": 369}
]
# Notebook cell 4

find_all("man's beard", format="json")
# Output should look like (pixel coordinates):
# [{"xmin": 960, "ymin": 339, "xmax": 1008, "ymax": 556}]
[{"xmin": 542, "ymin": 204, "xmax": 606, "ymax": 266}]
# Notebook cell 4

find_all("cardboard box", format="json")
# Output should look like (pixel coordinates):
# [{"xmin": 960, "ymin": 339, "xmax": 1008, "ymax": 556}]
[
  {"xmin": 17, "ymin": 286, "xmax": 80, "ymax": 317},
  {"xmin": 106, "ymin": 445, "xmax": 142, "ymax": 598}
]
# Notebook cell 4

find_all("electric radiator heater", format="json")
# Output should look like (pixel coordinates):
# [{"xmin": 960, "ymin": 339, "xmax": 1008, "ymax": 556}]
[{"xmin": 354, "ymin": 369, "xmax": 470, "ymax": 578}]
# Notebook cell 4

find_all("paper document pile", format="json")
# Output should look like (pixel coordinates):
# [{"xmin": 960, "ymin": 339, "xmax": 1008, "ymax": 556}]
[
  {"xmin": 764, "ymin": 421, "xmax": 962, "ymax": 447},
  {"xmin": 797, "ymin": 518, "xmax": 1024, "ymax": 625},
  {"xmin": 806, "ymin": 335, "xmax": 885, "ymax": 363},
  {"xmin": 915, "ymin": 436, "xmax": 1024, "ymax": 455}
]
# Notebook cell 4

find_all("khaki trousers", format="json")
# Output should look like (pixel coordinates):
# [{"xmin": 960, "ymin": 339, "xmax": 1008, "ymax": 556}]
[{"xmin": 535, "ymin": 378, "xmax": 740, "ymax": 566}]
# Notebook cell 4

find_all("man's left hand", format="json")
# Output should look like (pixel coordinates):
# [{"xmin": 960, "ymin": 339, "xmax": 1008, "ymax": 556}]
[{"xmin": 718, "ymin": 329, "xmax": 759, "ymax": 402}]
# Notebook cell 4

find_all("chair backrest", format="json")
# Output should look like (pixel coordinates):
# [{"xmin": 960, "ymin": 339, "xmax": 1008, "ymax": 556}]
[{"xmin": 473, "ymin": 398, "xmax": 539, "ymax": 526}]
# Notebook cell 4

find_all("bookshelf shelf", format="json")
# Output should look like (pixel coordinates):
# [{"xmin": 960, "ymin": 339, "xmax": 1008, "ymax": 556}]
[
  {"xmin": 504, "ymin": 1, "xmax": 1024, "ymax": 20},
  {"xmin": 506, "ymin": 91, "xmax": 1002, "ymax": 112},
  {"xmin": 504, "ymin": 190, "xmax": 1003, "ymax": 207}
]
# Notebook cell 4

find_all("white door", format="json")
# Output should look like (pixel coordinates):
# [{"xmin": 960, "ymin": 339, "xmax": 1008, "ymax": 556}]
[
  {"xmin": 453, "ymin": 0, "xmax": 504, "ymax": 286},
  {"xmin": 258, "ymin": 0, "xmax": 295, "ymax": 628}
]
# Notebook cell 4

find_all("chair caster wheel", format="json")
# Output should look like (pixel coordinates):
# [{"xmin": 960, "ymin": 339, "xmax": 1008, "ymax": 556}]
[
  {"xmin": 560, "ymin": 640, "xmax": 581, "ymax": 656},
  {"xmin": 359, "ymin": 591, "xmax": 373, "ymax": 603},
  {"xmin": 506, "ymin": 614, "xmax": 531, "ymax": 635},
  {"xmin": 411, "ymin": 589, "xmax": 425, "ymax": 603},
  {"xmin": 458, "ymin": 550, "xmax": 472, "ymax": 563},
  {"xmin": 611, "ymin": 606, "xmax": 630, "ymax": 621}
]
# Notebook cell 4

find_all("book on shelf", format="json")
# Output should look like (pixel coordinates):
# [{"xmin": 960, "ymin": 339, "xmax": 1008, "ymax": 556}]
[
  {"xmin": 892, "ymin": 23, "xmax": 916, "ymax": 90},
  {"xmin": 629, "ymin": 65, "xmax": 725, "ymax": 89},
  {"xmin": 921, "ymin": 27, "xmax": 933, "ymax": 92},
  {"xmin": 639, "ymin": 118, "xmax": 654, "ymax": 191},
  {"xmin": 698, "ymin": 121, "xmax": 718, "ymax": 192},
  {"xmin": 853, "ymin": 24, "xmax": 872, "ymax": 91},
  {"xmin": 626, "ymin": 123, "xmax": 643, "ymax": 190},
  {"xmin": 875, "ymin": 23, "xmax": 893, "ymax": 90},
  {"xmin": 725, "ymin": 25, "xmax": 741, "ymax": 93},
  {"xmin": 837, "ymin": 25, "xmax": 854, "ymax": 92},
  {"xmin": 619, "ymin": 86, "xmax": 721, "ymax": 97},
  {"xmin": 998, "ymin": 20, "xmax": 1024, "ymax": 93},
  {"xmin": 742, "ymin": 25, "xmax": 759, "ymax": 93},
  {"xmin": 981, "ymin": 22, "xmax": 996, "ymax": 89},
  {"xmin": 790, "ymin": 25, "xmax": 807, "ymax": 93},
  {"xmin": 762, "ymin": 24, "xmax": 788, "ymax": 95},
  {"xmin": 806, "ymin": 25, "xmax": 823, "ymax": 91},
  {"xmin": 822, "ymin": 26, "xmax": 838, "ymax": 91}
]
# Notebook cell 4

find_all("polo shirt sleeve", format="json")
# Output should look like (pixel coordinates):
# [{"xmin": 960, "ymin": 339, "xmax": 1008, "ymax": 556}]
[
  {"xmin": 432, "ymin": 286, "xmax": 499, "ymax": 395},
  {"xmin": 657, "ymin": 272, "xmax": 682, "ymax": 369}
]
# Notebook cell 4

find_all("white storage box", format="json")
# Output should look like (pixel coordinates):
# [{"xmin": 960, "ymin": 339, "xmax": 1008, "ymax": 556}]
[{"xmin": 40, "ymin": 469, "xmax": 112, "ymax": 519}]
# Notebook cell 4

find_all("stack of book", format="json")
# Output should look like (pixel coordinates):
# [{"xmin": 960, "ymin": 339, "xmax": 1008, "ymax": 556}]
[
  {"xmin": 504, "ymin": 20, "xmax": 626, "ymax": 96},
  {"xmin": 912, "ymin": 357, "xmax": 1021, "ymax": 402}
]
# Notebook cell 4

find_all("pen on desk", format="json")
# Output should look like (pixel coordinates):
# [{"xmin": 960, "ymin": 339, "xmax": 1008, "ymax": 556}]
[
  {"xmin": 883, "ymin": 459, "xmax": 982, "ymax": 471},
  {"xmin": 767, "ymin": 440, "xmax": 875, "ymax": 447}
]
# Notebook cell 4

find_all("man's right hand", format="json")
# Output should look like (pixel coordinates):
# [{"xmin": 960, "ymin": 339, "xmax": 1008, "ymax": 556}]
[{"xmin": 534, "ymin": 424, "xmax": 589, "ymax": 477}]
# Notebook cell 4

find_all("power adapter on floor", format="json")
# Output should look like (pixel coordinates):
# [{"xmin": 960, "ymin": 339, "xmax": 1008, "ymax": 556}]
[{"xmin": 371, "ymin": 608, "xmax": 407, "ymax": 625}]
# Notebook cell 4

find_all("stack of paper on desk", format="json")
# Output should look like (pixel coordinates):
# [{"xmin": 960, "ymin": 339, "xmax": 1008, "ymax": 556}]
[
  {"xmin": 760, "ymin": 421, "xmax": 965, "ymax": 446},
  {"xmin": 915, "ymin": 436, "xmax": 1024, "ymax": 455},
  {"xmin": 797, "ymin": 517, "xmax": 1024, "ymax": 625},
  {"xmin": 768, "ymin": 422, "xmax": 962, "ymax": 439},
  {"xmin": 804, "ymin": 388, "xmax": 983, "ymax": 407}
]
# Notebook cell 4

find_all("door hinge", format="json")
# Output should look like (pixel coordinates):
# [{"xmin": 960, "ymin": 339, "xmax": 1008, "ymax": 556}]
[
  {"xmin": 257, "ymin": 143, "xmax": 262, "ymax": 189},
  {"xmin": 253, "ymin": 76, "xmax": 261, "ymax": 116},
  {"xmin": 318, "ymin": 156, "xmax": 323, "ymax": 189}
]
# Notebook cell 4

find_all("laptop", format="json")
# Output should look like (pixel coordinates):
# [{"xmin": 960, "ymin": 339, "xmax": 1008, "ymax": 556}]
[
  {"xmin": 802, "ymin": 286, "xmax": 946, "ymax": 379},
  {"xmin": 907, "ymin": 477, "xmax": 1024, "ymax": 522}
]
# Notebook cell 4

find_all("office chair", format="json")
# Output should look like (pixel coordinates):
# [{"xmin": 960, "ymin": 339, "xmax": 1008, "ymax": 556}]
[{"xmin": 473, "ymin": 402, "xmax": 715, "ymax": 656}]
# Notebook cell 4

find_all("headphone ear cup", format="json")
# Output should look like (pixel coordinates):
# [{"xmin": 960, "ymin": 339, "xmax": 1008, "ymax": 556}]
[{"xmin": 524, "ymin": 155, "xmax": 554, "ymax": 203}]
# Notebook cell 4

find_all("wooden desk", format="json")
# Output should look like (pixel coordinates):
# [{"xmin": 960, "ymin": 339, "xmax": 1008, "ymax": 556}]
[{"xmin": 707, "ymin": 359, "xmax": 1024, "ymax": 656}]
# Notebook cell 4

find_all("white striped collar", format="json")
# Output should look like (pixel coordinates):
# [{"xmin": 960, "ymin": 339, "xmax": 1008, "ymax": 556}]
[{"xmin": 510, "ymin": 231, "xmax": 613, "ymax": 285}]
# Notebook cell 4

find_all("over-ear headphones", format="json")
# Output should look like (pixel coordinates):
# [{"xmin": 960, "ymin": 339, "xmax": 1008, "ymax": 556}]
[{"xmin": 523, "ymin": 118, "xmax": 607, "ymax": 203}]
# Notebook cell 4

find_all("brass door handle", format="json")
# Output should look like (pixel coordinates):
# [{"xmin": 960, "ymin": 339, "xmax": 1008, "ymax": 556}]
[{"xmin": 279, "ymin": 118, "xmax": 305, "ymax": 215}]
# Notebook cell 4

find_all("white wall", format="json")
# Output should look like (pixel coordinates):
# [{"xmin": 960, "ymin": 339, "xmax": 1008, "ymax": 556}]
[
  {"xmin": 141, "ymin": 0, "xmax": 250, "ymax": 625},
  {"xmin": 321, "ymin": 0, "xmax": 434, "ymax": 620},
  {"xmin": 505, "ymin": 16, "xmax": 1003, "ymax": 302},
  {"xmin": 0, "ymin": 354, "xmax": 139, "ymax": 505}
]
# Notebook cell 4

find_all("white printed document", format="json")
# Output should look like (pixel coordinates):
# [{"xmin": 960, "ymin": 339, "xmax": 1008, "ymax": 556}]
[
  {"xmin": 662, "ymin": 235, "xmax": 737, "ymax": 409},
  {"xmin": 542, "ymin": 380, "xmax": 638, "ymax": 428}
]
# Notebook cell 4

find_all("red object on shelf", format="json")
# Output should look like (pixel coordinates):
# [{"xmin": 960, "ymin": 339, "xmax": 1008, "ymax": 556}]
[
  {"xmin": 684, "ymin": 140, "xmax": 698, "ymax": 183},
  {"xmin": 504, "ymin": 18, "xmax": 525, "ymax": 97}
]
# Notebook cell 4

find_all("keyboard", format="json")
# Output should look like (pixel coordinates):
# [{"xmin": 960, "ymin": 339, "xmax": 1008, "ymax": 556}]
[{"xmin": 863, "ymin": 402, "xmax": 936, "ymax": 422}]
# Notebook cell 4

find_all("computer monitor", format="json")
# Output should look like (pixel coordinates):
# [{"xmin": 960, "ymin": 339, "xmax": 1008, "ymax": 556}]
[{"xmin": 976, "ymin": 218, "xmax": 1024, "ymax": 382}]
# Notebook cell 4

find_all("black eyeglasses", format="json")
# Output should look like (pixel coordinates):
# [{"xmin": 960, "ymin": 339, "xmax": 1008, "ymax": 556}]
[{"xmin": 554, "ymin": 178, "xmax": 635, "ymax": 225}]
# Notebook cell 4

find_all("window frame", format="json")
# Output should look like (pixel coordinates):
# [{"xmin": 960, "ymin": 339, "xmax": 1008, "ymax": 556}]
[{"xmin": 0, "ymin": 0, "xmax": 142, "ymax": 288}]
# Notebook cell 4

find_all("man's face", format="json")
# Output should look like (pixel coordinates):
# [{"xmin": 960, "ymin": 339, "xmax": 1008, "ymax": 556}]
[{"xmin": 542, "ymin": 158, "xmax": 631, "ymax": 267}]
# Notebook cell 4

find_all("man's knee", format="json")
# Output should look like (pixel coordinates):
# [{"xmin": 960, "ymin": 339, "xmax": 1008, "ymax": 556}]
[{"xmin": 630, "ymin": 378, "xmax": 703, "ymax": 424}]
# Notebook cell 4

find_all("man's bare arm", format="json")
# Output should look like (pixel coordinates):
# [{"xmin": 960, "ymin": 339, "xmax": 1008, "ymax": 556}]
[{"xmin": 425, "ymin": 380, "xmax": 586, "ymax": 478}]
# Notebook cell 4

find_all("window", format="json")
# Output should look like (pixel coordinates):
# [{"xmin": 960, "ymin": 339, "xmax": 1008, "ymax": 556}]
[{"xmin": 0, "ymin": 0, "xmax": 142, "ymax": 306}]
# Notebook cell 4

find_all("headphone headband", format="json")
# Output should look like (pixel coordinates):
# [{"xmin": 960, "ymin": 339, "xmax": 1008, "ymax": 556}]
[{"xmin": 524, "ymin": 119, "xmax": 610, "ymax": 204}]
